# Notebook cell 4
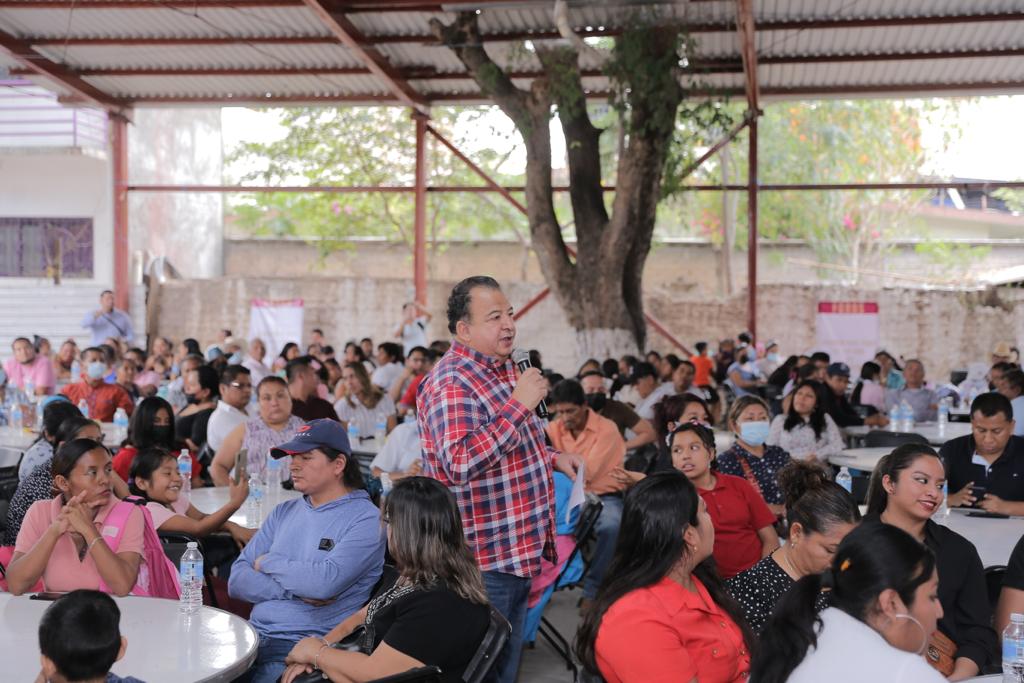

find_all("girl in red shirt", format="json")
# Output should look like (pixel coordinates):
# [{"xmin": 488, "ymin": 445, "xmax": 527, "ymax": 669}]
[
  {"xmin": 575, "ymin": 470, "xmax": 754, "ymax": 683},
  {"xmin": 671, "ymin": 422, "xmax": 779, "ymax": 578}
]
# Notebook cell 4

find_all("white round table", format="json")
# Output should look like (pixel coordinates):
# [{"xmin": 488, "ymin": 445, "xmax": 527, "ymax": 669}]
[
  {"xmin": 844, "ymin": 421, "xmax": 971, "ymax": 446},
  {"xmin": 0, "ymin": 593, "xmax": 257, "ymax": 682},
  {"xmin": 937, "ymin": 508, "xmax": 1024, "ymax": 568},
  {"xmin": 0, "ymin": 422, "xmax": 119, "ymax": 452},
  {"xmin": 189, "ymin": 486, "xmax": 303, "ymax": 528},
  {"xmin": 828, "ymin": 447, "xmax": 890, "ymax": 472}
]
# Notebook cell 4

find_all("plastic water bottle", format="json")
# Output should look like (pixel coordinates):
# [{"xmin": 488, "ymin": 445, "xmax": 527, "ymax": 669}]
[
  {"xmin": 888, "ymin": 404, "xmax": 900, "ymax": 430},
  {"xmin": 176, "ymin": 449, "xmax": 192, "ymax": 500},
  {"xmin": 24, "ymin": 379, "xmax": 34, "ymax": 402},
  {"xmin": 900, "ymin": 400, "xmax": 915, "ymax": 432},
  {"xmin": 348, "ymin": 422, "xmax": 360, "ymax": 445},
  {"xmin": 835, "ymin": 466, "xmax": 853, "ymax": 494},
  {"xmin": 77, "ymin": 398, "xmax": 89, "ymax": 419},
  {"xmin": 937, "ymin": 398, "xmax": 950, "ymax": 435},
  {"xmin": 113, "ymin": 407, "xmax": 129, "ymax": 443},
  {"xmin": 178, "ymin": 541, "xmax": 204, "ymax": 614},
  {"xmin": 374, "ymin": 419, "xmax": 386, "ymax": 444},
  {"xmin": 71, "ymin": 360, "xmax": 81, "ymax": 379},
  {"xmin": 938, "ymin": 481, "xmax": 949, "ymax": 518},
  {"xmin": 1002, "ymin": 612, "xmax": 1024, "ymax": 682},
  {"xmin": 265, "ymin": 457, "xmax": 284, "ymax": 510},
  {"xmin": 247, "ymin": 474, "xmax": 264, "ymax": 525},
  {"xmin": 10, "ymin": 403, "xmax": 23, "ymax": 431}
]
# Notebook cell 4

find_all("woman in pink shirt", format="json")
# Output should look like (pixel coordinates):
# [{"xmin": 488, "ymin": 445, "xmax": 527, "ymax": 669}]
[{"xmin": 7, "ymin": 438, "xmax": 143, "ymax": 596}]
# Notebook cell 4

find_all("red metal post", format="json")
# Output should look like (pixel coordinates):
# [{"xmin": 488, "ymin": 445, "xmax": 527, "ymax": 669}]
[
  {"xmin": 110, "ymin": 113, "xmax": 130, "ymax": 312},
  {"xmin": 746, "ymin": 116, "xmax": 758, "ymax": 342},
  {"xmin": 413, "ymin": 112, "xmax": 428, "ymax": 307}
]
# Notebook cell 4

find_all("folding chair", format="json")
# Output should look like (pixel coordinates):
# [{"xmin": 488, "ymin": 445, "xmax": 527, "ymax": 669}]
[
  {"xmin": 863, "ymin": 430, "xmax": 929, "ymax": 448},
  {"xmin": 533, "ymin": 494, "xmax": 604, "ymax": 675},
  {"xmin": 985, "ymin": 565, "xmax": 1007, "ymax": 612},
  {"xmin": 158, "ymin": 531, "xmax": 219, "ymax": 608}
]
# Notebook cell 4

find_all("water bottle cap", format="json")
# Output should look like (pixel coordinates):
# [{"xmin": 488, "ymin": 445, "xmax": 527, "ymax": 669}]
[
  {"xmin": 1013, "ymin": 613, "xmax": 1024, "ymax": 623},
  {"xmin": 186, "ymin": 541, "xmax": 198, "ymax": 548}
]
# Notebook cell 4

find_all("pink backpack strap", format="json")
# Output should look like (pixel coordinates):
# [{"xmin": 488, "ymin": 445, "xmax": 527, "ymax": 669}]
[{"xmin": 98, "ymin": 498, "xmax": 141, "ymax": 554}]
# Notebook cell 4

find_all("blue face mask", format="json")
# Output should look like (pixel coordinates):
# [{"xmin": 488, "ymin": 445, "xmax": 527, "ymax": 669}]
[
  {"xmin": 767, "ymin": 353, "xmax": 780, "ymax": 363},
  {"xmin": 739, "ymin": 421, "xmax": 770, "ymax": 446},
  {"xmin": 86, "ymin": 361, "xmax": 107, "ymax": 380},
  {"xmin": 229, "ymin": 352, "xmax": 243, "ymax": 364}
]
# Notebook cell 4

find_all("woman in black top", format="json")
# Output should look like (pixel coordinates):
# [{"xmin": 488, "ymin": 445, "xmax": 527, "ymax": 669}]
[
  {"xmin": 864, "ymin": 443, "xmax": 998, "ymax": 679},
  {"xmin": 281, "ymin": 477, "xmax": 490, "ymax": 683},
  {"xmin": 727, "ymin": 460, "xmax": 860, "ymax": 632},
  {"xmin": 176, "ymin": 364, "xmax": 219, "ymax": 453}
]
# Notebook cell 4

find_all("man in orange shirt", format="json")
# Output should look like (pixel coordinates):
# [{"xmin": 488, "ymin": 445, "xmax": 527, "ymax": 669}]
[
  {"xmin": 61, "ymin": 347, "xmax": 134, "ymax": 422},
  {"xmin": 547, "ymin": 378, "xmax": 628, "ymax": 604}
]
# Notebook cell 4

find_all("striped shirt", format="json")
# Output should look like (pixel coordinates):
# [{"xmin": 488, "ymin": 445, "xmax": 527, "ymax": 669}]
[{"xmin": 417, "ymin": 340, "xmax": 556, "ymax": 578}]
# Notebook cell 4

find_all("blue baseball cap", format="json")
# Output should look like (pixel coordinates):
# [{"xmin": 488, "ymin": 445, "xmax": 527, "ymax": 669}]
[{"xmin": 270, "ymin": 418, "xmax": 351, "ymax": 459}]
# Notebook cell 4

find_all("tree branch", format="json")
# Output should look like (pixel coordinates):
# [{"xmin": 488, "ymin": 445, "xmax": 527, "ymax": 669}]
[{"xmin": 535, "ymin": 45, "xmax": 609, "ymax": 254}]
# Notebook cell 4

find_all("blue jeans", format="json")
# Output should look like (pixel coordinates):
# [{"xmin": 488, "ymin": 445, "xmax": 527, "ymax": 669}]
[
  {"xmin": 235, "ymin": 634, "xmax": 295, "ymax": 683},
  {"xmin": 584, "ymin": 494, "xmax": 623, "ymax": 600},
  {"xmin": 482, "ymin": 570, "xmax": 531, "ymax": 683}
]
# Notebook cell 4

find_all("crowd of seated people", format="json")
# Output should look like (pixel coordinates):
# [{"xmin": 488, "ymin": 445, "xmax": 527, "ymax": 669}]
[{"xmin": 6, "ymin": 302, "xmax": 1024, "ymax": 683}]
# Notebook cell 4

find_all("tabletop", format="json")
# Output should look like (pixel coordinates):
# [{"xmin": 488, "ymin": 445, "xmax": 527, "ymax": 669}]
[
  {"xmin": 0, "ymin": 422, "xmax": 118, "ymax": 453},
  {"xmin": 188, "ymin": 486, "xmax": 303, "ymax": 528},
  {"xmin": 0, "ymin": 593, "xmax": 257, "ymax": 683},
  {"xmin": 844, "ymin": 421, "xmax": 971, "ymax": 446},
  {"xmin": 937, "ymin": 508, "xmax": 1024, "ymax": 568},
  {"xmin": 828, "ymin": 447, "xmax": 891, "ymax": 472}
]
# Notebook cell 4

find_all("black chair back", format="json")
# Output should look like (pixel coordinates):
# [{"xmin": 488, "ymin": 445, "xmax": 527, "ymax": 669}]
[
  {"xmin": 462, "ymin": 607, "xmax": 512, "ymax": 683},
  {"xmin": 158, "ymin": 531, "xmax": 218, "ymax": 607},
  {"xmin": 864, "ymin": 430, "xmax": 929, "ymax": 448},
  {"xmin": 985, "ymin": 565, "xmax": 1007, "ymax": 612}
]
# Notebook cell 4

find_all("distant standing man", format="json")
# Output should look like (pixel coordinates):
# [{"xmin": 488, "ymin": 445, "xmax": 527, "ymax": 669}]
[
  {"xmin": 417, "ymin": 276, "xmax": 581, "ymax": 683},
  {"xmin": 81, "ymin": 290, "xmax": 134, "ymax": 345},
  {"xmin": 394, "ymin": 301, "xmax": 432, "ymax": 355}
]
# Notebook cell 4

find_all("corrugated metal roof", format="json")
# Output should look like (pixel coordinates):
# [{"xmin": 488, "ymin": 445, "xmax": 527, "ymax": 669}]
[{"xmin": 0, "ymin": 0, "xmax": 1023, "ymax": 106}]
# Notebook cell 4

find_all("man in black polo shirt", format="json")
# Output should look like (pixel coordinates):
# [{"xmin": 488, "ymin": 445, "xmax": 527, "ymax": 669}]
[{"xmin": 942, "ymin": 392, "xmax": 1024, "ymax": 512}]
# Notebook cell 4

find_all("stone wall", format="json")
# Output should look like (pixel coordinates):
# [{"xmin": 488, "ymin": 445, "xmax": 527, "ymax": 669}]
[{"xmin": 151, "ymin": 274, "xmax": 1023, "ymax": 382}]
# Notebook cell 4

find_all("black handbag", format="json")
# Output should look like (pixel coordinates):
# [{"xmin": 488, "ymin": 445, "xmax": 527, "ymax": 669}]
[{"xmin": 289, "ymin": 626, "xmax": 374, "ymax": 683}]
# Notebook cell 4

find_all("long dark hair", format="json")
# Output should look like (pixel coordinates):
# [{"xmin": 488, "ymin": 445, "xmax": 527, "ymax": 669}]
[
  {"xmin": 128, "ymin": 397, "xmax": 179, "ymax": 451},
  {"xmin": 851, "ymin": 361, "xmax": 881, "ymax": 406},
  {"xmin": 574, "ymin": 471, "xmax": 754, "ymax": 673},
  {"xmin": 652, "ymin": 393, "xmax": 711, "ymax": 441},
  {"xmin": 866, "ymin": 443, "xmax": 941, "ymax": 515},
  {"xmin": 768, "ymin": 354, "xmax": 799, "ymax": 388},
  {"xmin": 778, "ymin": 460, "xmax": 859, "ymax": 539},
  {"xmin": 383, "ymin": 477, "xmax": 488, "ymax": 604},
  {"xmin": 36, "ymin": 401, "xmax": 82, "ymax": 448},
  {"xmin": 783, "ymin": 380, "xmax": 828, "ymax": 439},
  {"xmin": 54, "ymin": 416, "xmax": 98, "ymax": 450},
  {"xmin": 751, "ymin": 523, "xmax": 935, "ymax": 683},
  {"xmin": 127, "ymin": 446, "xmax": 175, "ymax": 500}
]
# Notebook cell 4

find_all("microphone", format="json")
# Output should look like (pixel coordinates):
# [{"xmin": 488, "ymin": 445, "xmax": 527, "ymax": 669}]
[{"xmin": 512, "ymin": 349, "xmax": 549, "ymax": 419}]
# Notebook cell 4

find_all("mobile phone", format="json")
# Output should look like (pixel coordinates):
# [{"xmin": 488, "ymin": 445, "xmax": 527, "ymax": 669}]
[
  {"xmin": 234, "ymin": 449, "xmax": 248, "ymax": 485},
  {"xmin": 30, "ymin": 592, "xmax": 64, "ymax": 601},
  {"xmin": 969, "ymin": 485, "xmax": 987, "ymax": 507},
  {"xmin": 967, "ymin": 511, "xmax": 1010, "ymax": 519}
]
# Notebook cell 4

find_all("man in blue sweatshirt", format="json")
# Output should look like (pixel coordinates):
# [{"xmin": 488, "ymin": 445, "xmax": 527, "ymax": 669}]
[{"xmin": 229, "ymin": 419, "xmax": 385, "ymax": 683}]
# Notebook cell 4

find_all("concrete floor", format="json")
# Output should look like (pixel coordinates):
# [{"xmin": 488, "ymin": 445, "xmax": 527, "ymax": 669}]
[{"xmin": 516, "ymin": 589, "xmax": 585, "ymax": 683}]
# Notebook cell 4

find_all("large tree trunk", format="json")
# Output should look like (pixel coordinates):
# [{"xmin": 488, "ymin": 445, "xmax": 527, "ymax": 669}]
[{"xmin": 431, "ymin": 14, "xmax": 683, "ymax": 359}]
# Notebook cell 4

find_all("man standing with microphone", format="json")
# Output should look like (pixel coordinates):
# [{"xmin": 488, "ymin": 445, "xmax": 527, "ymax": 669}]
[{"xmin": 418, "ymin": 275, "xmax": 581, "ymax": 683}]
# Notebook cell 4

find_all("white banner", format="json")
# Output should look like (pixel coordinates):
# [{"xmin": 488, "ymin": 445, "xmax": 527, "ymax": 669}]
[
  {"xmin": 815, "ymin": 301, "xmax": 879, "ymax": 370},
  {"xmin": 248, "ymin": 298, "xmax": 304, "ymax": 359}
]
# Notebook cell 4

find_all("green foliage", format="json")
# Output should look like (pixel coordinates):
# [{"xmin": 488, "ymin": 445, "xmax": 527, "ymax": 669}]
[
  {"xmin": 224, "ymin": 106, "xmax": 528, "ymax": 260},
  {"xmin": 665, "ymin": 100, "xmax": 945, "ymax": 276}
]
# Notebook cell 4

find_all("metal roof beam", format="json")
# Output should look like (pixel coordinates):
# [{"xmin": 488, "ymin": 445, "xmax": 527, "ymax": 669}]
[
  {"xmin": 300, "ymin": 0, "xmax": 430, "ymax": 112},
  {"xmin": 0, "ymin": 28, "xmax": 127, "ymax": 113}
]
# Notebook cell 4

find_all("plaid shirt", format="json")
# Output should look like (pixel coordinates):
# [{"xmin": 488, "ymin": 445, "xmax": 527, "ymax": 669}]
[{"xmin": 417, "ymin": 340, "xmax": 556, "ymax": 578}]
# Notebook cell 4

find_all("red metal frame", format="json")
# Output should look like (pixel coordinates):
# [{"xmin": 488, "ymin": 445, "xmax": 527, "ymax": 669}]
[
  {"xmin": 111, "ymin": 114, "xmax": 130, "ymax": 312},
  {"xmin": 413, "ymin": 112, "xmax": 429, "ymax": 307}
]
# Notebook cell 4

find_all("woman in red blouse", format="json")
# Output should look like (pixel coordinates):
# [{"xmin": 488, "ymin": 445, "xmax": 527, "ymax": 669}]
[
  {"xmin": 575, "ymin": 470, "xmax": 755, "ymax": 683},
  {"xmin": 671, "ymin": 422, "xmax": 779, "ymax": 578}
]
